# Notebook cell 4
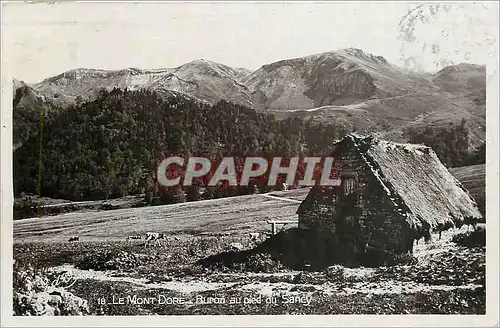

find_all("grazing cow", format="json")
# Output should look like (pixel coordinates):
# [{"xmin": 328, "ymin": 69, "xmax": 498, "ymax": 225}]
[
  {"xmin": 144, "ymin": 232, "xmax": 166, "ymax": 247},
  {"xmin": 126, "ymin": 235, "xmax": 142, "ymax": 243},
  {"xmin": 68, "ymin": 236, "xmax": 79, "ymax": 242}
]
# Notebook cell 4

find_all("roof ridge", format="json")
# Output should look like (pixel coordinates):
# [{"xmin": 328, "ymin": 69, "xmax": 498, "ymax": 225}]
[{"xmin": 346, "ymin": 133, "xmax": 429, "ymax": 150}]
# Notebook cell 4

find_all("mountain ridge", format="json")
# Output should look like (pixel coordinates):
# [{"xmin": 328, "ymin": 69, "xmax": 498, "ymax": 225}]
[{"xmin": 13, "ymin": 48, "xmax": 486, "ymax": 147}]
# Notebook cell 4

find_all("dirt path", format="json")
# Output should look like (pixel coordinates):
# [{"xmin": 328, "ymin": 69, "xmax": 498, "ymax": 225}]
[
  {"xmin": 258, "ymin": 193, "xmax": 303, "ymax": 204},
  {"xmin": 51, "ymin": 264, "xmax": 481, "ymax": 298}
]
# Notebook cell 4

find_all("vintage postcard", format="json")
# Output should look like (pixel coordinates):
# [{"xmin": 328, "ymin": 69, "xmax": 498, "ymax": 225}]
[{"xmin": 1, "ymin": 1, "xmax": 498, "ymax": 327}]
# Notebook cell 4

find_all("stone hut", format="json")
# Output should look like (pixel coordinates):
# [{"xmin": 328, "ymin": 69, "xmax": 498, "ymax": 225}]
[{"xmin": 296, "ymin": 133, "xmax": 482, "ymax": 262}]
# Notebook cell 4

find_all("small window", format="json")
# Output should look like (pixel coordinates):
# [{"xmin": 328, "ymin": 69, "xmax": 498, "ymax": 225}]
[{"xmin": 343, "ymin": 177, "xmax": 357, "ymax": 195}]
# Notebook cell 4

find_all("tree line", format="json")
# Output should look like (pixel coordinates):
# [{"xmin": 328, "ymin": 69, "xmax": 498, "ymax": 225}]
[
  {"xmin": 13, "ymin": 88, "xmax": 346, "ymax": 203},
  {"xmin": 14, "ymin": 88, "xmax": 485, "ymax": 206},
  {"xmin": 404, "ymin": 119, "xmax": 485, "ymax": 168}
]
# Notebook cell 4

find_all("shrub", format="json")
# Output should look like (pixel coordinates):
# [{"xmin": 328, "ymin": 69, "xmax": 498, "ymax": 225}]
[
  {"xmin": 324, "ymin": 265, "xmax": 345, "ymax": 282},
  {"xmin": 392, "ymin": 253, "xmax": 418, "ymax": 266},
  {"xmin": 241, "ymin": 252, "xmax": 284, "ymax": 273},
  {"xmin": 13, "ymin": 263, "xmax": 89, "ymax": 316},
  {"xmin": 292, "ymin": 271, "xmax": 328, "ymax": 284},
  {"xmin": 75, "ymin": 250, "xmax": 152, "ymax": 271}
]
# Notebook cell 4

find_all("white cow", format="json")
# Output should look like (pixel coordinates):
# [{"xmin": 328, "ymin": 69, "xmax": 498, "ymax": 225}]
[{"xmin": 144, "ymin": 232, "xmax": 166, "ymax": 247}]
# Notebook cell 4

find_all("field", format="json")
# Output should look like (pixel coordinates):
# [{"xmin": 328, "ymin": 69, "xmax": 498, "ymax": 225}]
[
  {"xmin": 449, "ymin": 164, "xmax": 486, "ymax": 216},
  {"xmin": 13, "ymin": 190, "xmax": 307, "ymax": 243},
  {"xmin": 12, "ymin": 187, "xmax": 486, "ymax": 315}
]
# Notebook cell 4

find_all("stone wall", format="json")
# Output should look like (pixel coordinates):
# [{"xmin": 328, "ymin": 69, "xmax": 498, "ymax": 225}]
[{"xmin": 298, "ymin": 140, "xmax": 413, "ymax": 263}]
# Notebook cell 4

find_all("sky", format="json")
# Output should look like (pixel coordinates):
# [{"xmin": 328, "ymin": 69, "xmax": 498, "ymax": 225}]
[{"xmin": 2, "ymin": 1, "xmax": 498, "ymax": 83}]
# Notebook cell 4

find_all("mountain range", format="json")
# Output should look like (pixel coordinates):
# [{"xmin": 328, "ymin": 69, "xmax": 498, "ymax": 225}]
[{"xmin": 13, "ymin": 48, "xmax": 486, "ymax": 149}]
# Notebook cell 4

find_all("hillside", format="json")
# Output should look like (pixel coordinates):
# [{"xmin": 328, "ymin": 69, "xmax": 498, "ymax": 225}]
[
  {"xmin": 13, "ymin": 60, "xmax": 254, "ymax": 147},
  {"xmin": 13, "ymin": 162, "xmax": 483, "ymax": 224},
  {"xmin": 30, "ymin": 60, "xmax": 253, "ymax": 108},
  {"xmin": 12, "ymin": 49, "xmax": 486, "ymax": 201},
  {"xmin": 432, "ymin": 63, "xmax": 486, "ymax": 120},
  {"xmin": 432, "ymin": 63, "xmax": 486, "ymax": 97},
  {"xmin": 255, "ymin": 51, "xmax": 485, "ymax": 146},
  {"xmin": 12, "ymin": 79, "xmax": 59, "ymax": 149},
  {"xmin": 243, "ymin": 48, "xmax": 437, "ymax": 110},
  {"xmin": 13, "ymin": 89, "xmax": 346, "ymax": 201},
  {"xmin": 242, "ymin": 49, "xmax": 485, "ymax": 146},
  {"xmin": 449, "ymin": 164, "xmax": 486, "ymax": 217},
  {"xmin": 12, "ymin": 192, "xmax": 304, "ymax": 243},
  {"xmin": 14, "ymin": 48, "xmax": 486, "ymax": 149},
  {"xmin": 12, "ymin": 159, "xmax": 481, "ymax": 241}
]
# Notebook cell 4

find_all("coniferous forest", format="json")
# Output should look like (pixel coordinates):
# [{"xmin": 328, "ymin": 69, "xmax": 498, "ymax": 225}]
[
  {"xmin": 14, "ymin": 88, "xmax": 347, "ymax": 202},
  {"xmin": 14, "ymin": 87, "xmax": 485, "ymax": 204}
]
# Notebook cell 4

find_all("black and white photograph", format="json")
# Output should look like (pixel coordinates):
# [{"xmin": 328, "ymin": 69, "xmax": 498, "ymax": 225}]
[{"xmin": 1, "ymin": 1, "xmax": 498, "ymax": 326}]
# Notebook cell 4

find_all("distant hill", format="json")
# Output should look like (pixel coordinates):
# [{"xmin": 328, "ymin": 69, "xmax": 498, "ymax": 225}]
[
  {"xmin": 30, "ymin": 59, "xmax": 253, "ymax": 108},
  {"xmin": 432, "ymin": 63, "xmax": 486, "ymax": 95},
  {"xmin": 250, "ymin": 51, "xmax": 485, "ymax": 147},
  {"xmin": 243, "ymin": 48, "xmax": 437, "ymax": 110},
  {"xmin": 432, "ymin": 63, "xmax": 486, "ymax": 119}
]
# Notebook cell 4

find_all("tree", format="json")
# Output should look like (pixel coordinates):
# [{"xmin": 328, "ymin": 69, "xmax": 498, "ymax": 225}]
[
  {"xmin": 14, "ymin": 88, "xmax": 350, "ymax": 201},
  {"xmin": 185, "ymin": 185, "xmax": 201, "ymax": 202},
  {"xmin": 159, "ymin": 185, "xmax": 186, "ymax": 204},
  {"xmin": 75, "ymin": 96, "xmax": 83, "ymax": 107}
]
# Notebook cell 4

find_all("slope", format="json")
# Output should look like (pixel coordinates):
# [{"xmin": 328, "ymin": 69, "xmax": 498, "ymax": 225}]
[
  {"xmin": 243, "ymin": 48, "xmax": 438, "ymax": 110},
  {"xmin": 13, "ymin": 193, "xmax": 301, "ymax": 243},
  {"xmin": 12, "ymin": 161, "xmax": 483, "ymax": 243},
  {"xmin": 31, "ymin": 60, "xmax": 253, "ymax": 108},
  {"xmin": 448, "ymin": 164, "xmax": 486, "ymax": 217},
  {"xmin": 12, "ymin": 79, "xmax": 59, "ymax": 149},
  {"xmin": 243, "ymin": 49, "xmax": 485, "ymax": 145},
  {"xmin": 14, "ymin": 49, "xmax": 486, "ymax": 153}
]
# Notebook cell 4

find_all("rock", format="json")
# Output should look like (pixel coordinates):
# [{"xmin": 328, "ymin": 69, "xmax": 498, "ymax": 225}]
[
  {"xmin": 47, "ymin": 294, "xmax": 63, "ymax": 305},
  {"xmin": 14, "ymin": 288, "xmax": 89, "ymax": 316},
  {"xmin": 229, "ymin": 242, "xmax": 244, "ymax": 251}
]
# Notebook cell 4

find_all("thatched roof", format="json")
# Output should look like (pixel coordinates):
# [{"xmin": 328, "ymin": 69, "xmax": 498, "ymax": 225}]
[{"xmin": 326, "ymin": 134, "xmax": 482, "ymax": 233}]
